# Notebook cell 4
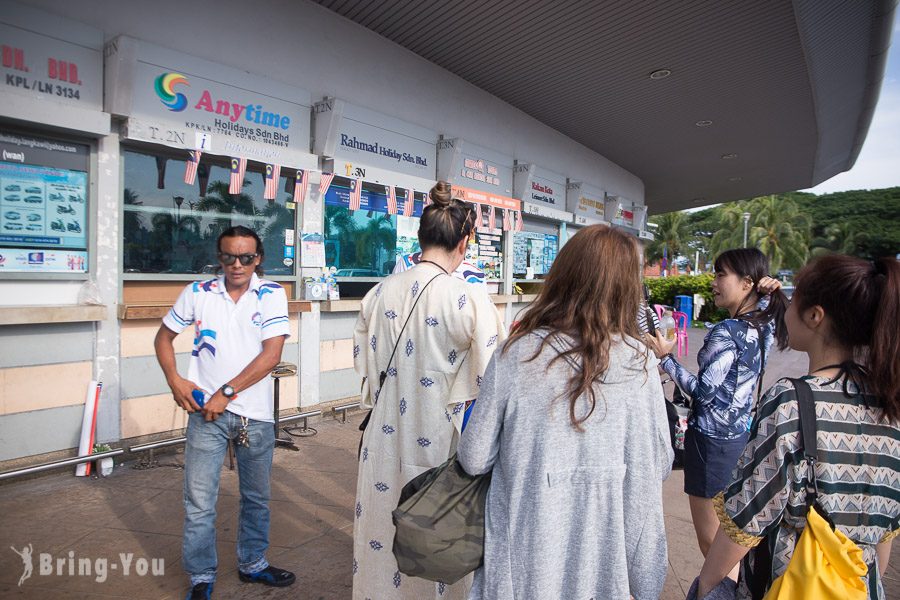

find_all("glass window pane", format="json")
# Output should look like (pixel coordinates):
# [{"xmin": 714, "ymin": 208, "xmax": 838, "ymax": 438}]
[
  {"xmin": 325, "ymin": 204, "xmax": 397, "ymax": 276},
  {"xmin": 123, "ymin": 149, "xmax": 296, "ymax": 275}
]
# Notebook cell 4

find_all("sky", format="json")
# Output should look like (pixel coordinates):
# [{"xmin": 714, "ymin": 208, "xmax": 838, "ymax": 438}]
[{"xmin": 803, "ymin": 13, "xmax": 900, "ymax": 194}]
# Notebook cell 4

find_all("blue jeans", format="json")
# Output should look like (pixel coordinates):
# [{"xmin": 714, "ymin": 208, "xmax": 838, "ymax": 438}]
[{"xmin": 183, "ymin": 411, "xmax": 275, "ymax": 585}]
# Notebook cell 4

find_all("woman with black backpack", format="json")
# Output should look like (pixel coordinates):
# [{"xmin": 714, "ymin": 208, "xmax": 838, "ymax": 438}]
[{"xmin": 693, "ymin": 254, "xmax": 900, "ymax": 599}]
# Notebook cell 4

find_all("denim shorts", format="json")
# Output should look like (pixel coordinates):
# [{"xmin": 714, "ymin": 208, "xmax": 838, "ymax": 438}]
[{"xmin": 683, "ymin": 427, "xmax": 749, "ymax": 498}]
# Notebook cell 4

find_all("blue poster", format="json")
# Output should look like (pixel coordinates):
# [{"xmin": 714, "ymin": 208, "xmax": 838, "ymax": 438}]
[{"xmin": 0, "ymin": 161, "xmax": 88, "ymax": 250}]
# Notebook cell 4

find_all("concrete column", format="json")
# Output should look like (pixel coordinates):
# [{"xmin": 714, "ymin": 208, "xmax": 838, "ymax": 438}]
[
  {"xmin": 298, "ymin": 303, "xmax": 321, "ymax": 409},
  {"xmin": 94, "ymin": 132, "xmax": 122, "ymax": 443}
]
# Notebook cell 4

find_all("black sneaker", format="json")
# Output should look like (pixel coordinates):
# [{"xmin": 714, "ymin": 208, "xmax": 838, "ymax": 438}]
[
  {"xmin": 186, "ymin": 581, "xmax": 213, "ymax": 600},
  {"xmin": 238, "ymin": 565, "xmax": 296, "ymax": 587}
]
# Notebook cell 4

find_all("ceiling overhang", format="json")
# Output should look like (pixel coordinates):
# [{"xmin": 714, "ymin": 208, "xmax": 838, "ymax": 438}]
[{"xmin": 311, "ymin": 0, "xmax": 895, "ymax": 213}]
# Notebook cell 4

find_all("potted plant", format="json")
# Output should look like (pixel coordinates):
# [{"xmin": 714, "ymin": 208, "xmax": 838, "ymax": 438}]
[{"xmin": 92, "ymin": 443, "xmax": 114, "ymax": 477}]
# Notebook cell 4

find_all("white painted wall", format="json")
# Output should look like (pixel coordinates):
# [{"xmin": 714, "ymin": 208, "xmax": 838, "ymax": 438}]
[{"xmin": 20, "ymin": 0, "xmax": 644, "ymax": 202}]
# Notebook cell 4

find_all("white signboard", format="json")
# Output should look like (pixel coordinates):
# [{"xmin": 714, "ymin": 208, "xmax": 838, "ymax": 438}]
[
  {"xmin": 105, "ymin": 36, "xmax": 315, "ymax": 169},
  {"xmin": 0, "ymin": 3, "xmax": 103, "ymax": 111},
  {"xmin": 314, "ymin": 98, "xmax": 436, "ymax": 180},
  {"xmin": 513, "ymin": 163, "xmax": 566, "ymax": 208},
  {"xmin": 567, "ymin": 181, "xmax": 607, "ymax": 220},
  {"xmin": 436, "ymin": 138, "xmax": 513, "ymax": 196}
]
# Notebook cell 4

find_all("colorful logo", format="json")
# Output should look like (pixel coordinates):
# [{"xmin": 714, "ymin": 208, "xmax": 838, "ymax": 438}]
[{"xmin": 154, "ymin": 72, "xmax": 189, "ymax": 112}]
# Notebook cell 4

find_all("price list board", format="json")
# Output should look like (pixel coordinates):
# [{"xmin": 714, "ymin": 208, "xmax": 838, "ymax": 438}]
[{"xmin": 467, "ymin": 226, "xmax": 502, "ymax": 281}]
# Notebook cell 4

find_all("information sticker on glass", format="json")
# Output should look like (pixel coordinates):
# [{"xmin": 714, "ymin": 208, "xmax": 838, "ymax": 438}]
[{"xmin": 300, "ymin": 232, "xmax": 326, "ymax": 267}]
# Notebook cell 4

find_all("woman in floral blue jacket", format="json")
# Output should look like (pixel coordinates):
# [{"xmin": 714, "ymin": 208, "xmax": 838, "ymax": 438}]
[{"xmin": 646, "ymin": 248, "xmax": 787, "ymax": 583}]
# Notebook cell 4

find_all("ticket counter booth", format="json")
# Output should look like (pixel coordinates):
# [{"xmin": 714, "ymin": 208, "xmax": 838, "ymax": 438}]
[
  {"xmin": 311, "ymin": 98, "xmax": 437, "ymax": 403},
  {"xmin": 0, "ymin": 4, "xmax": 112, "ymax": 463},
  {"xmin": 105, "ymin": 36, "xmax": 318, "ymax": 436}
]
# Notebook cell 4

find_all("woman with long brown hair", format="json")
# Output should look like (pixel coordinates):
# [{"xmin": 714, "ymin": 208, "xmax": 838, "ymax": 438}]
[
  {"xmin": 458, "ymin": 224, "xmax": 673, "ymax": 599},
  {"xmin": 352, "ymin": 181, "xmax": 505, "ymax": 600},
  {"xmin": 693, "ymin": 255, "xmax": 900, "ymax": 600}
]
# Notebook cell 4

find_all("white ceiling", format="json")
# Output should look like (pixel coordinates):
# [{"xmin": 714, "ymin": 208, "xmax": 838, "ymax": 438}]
[{"xmin": 311, "ymin": 0, "xmax": 895, "ymax": 212}]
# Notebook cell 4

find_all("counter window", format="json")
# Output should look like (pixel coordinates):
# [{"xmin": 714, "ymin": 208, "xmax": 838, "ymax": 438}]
[
  {"xmin": 323, "ymin": 176, "xmax": 423, "ymax": 277},
  {"xmin": 123, "ymin": 148, "xmax": 296, "ymax": 276},
  {"xmin": 513, "ymin": 230, "xmax": 558, "ymax": 279},
  {"xmin": 0, "ymin": 131, "xmax": 90, "ymax": 273}
]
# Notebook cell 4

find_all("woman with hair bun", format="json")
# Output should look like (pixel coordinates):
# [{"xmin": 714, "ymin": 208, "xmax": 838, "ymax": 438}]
[
  {"xmin": 694, "ymin": 255, "xmax": 900, "ymax": 599},
  {"xmin": 352, "ymin": 181, "xmax": 506, "ymax": 600}
]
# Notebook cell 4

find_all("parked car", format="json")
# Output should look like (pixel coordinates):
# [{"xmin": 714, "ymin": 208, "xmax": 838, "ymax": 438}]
[
  {"xmin": 4, "ymin": 184, "xmax": 21, "ymax": 192},
  {"xmin": 26, "ymin": 213, "xmax": 41, "ymax": 222},
  {"xmin": 334, "ymin": 268, "xmax": 381, "ymax": 277},
  {"xmin": 4, "ymin": 211, "xmax": 21, "ymax": 220},
  {"xmin": 4, "ymin": 195, "xmax": 21, "ymax": 202},
  {"xmin": 25, "ymin": 186, "xmax": 42, "ymax": 194},
  {"xmin": 24, "ymin": 196, "xmax": 43, "ymax": 204}
]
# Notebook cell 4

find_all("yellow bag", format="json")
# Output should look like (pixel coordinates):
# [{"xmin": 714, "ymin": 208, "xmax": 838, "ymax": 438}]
[
  {"xmin": 763, "ymin": 504, "xmax": 867, "ymax": 599},
  {"xmin": 764, "ymin": 379, "xmax": 869, "ymax": 599}
]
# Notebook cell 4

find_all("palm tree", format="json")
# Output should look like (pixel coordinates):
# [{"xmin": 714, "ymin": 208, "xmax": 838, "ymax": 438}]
[
  {"xmin": 355, "ymin": 213, "xmax": 396, "ymax": 272},
  {"xmin": 123, "ymin": 188, "xmax": 147, "ymax": 270},
  {"xmin": 748, "ymin": 195, "xmax": 810, "ymax": 272},
  {"xmin": 646, "ymin": 211, "xmax": 688, "ymax": 264},
  {"xmin": 708, "ymin": 200, "xmax": 756, "ymax": 256},
  {"xmin": 196, "ymin": 180, "xmax": 258, "ymax": 238},
  {"xmin": 810, "ymin": 222, "xmax": 867, "ymax": 258}
]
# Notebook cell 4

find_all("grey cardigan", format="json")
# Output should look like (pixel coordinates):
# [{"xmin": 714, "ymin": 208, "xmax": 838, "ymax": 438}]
[{"xmin": 458, "ymin": 330, "xmax": 673, "ymax": 600}]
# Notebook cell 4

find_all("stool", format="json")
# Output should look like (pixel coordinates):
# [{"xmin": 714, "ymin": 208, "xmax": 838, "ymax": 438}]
[{"xmin": 272, "ymin": 362, "xmax": 300, "ymax": 451}]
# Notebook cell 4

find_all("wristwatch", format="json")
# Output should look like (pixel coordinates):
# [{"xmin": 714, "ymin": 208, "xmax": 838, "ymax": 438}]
[{"xmin": 220, "ymin": 384, "xmax": 236, "ymax": 399}]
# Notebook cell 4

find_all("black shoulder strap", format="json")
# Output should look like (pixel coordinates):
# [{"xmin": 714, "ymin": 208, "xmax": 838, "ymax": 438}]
[
  {"xmin": 789, "ymin": 377, "xmax": 819, "ymax": 506},
  {"xmin": 374, "ymin": 272, "xmax": 443, "ymax": 402},
  {"xmin": 747, "ymin": 321, "xmax": 767, "ymax": 404}
]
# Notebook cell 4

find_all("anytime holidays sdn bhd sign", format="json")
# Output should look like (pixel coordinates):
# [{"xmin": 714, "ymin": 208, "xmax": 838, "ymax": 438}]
[{"xmin": 104, "ymin": 36, "xmax": 314, "ymax": 168}]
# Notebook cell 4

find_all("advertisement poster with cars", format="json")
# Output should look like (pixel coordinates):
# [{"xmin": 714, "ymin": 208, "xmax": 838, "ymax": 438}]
[{"xmin": 0, "ymin": 161, "xmax": 87, "ymax": 250}]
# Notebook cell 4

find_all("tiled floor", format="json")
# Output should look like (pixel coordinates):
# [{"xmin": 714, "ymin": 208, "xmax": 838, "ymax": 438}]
[{"xmin": 1, "ymin": 327, "xmax": 896, "ymax": 599}]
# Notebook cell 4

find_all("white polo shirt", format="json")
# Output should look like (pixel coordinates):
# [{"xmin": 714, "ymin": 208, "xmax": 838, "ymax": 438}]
[{"xmin": 162, "ymin": 273, "xmax": 290, "ymax": 422}]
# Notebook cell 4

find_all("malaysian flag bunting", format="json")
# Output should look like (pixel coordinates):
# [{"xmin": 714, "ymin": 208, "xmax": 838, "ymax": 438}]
[
  {"xmin": 403, "ymin": 188, "xmax": 414, "ymax": 216},
  {"xmin": 515, "ymin": 209, "xmax": 524, "ymax": 231},
  {"xmin": 487, "ymin": 205, "xmax": 496, "ymax": 230},
  {"xmin": 348, "ymin": 178, "xmax": 362, "ymax": 211},
  {"xmin": 229, "ymin": 157, "xmax": 247, "ymax": 194},
  {"xmin": 503, "ymin": 208, "xmax": 513, "ymax": 231},
  {"xmin": 263, "ymin": 164, "xmax": 281, "ymax": 200},
  {"xmin": 293, "ymin": 169, "xmax": 309, "ymax": 204},
  {"xmin": 184, "ymin": 150, "xmax": 201, "ymax": 185},
  {"xmin": 319, "ymin": 172, "xmax": 335, "ymax": 197},
  {"xmin": 474, "ymin": 202, "xmax": 482, "ymax": 228},
  {"xmin": 386, "ymin": 185, "xmax": 398, "ymax": 215}
]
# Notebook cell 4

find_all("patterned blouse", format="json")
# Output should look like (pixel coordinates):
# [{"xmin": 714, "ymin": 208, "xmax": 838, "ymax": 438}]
[
  {"xmin": 660, "ymin": 299, "xmax": 774, "ymax": 440},
  {"xmin": 716, "ymin": 376, "xmax": 900, "ymax": 600}
]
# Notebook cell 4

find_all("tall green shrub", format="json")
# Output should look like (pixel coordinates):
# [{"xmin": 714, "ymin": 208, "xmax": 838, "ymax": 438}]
[{"xmin": 644, "ymin": 274, "xmax": 728, "ymax": 322}]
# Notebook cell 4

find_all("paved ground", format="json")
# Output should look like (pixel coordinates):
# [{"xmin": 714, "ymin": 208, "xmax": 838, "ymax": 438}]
[{"xmin": 1, "ymin": 327, "xmax": 897, "ymax": 599}]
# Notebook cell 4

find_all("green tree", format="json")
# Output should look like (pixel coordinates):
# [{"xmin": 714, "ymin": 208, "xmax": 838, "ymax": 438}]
[
  {"xmin": 748, "ymin": 195, "xmax": 810, "ymax": 272},
  {"xmin": 708, "ymin": 200, "xmax": 755, "ymax": 256},
  {"xmin": 355, "ymin": 213, "xmax": 396, "ymax": 272},
  {"xmin": 196, "ymin": 180, "xmax": 258, "ymax": 238},
  {"xmin": 646, "ymin": 211, "xmax": 689, "ymax": 264},
  {"xmin": 809, "ymin": 222, "xmax": 867, "ymax": 257}
]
